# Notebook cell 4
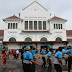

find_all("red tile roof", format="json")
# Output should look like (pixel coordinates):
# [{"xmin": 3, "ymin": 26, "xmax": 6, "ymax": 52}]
[
  {"xmin": 6, "ymin": 15, "xmax": 21, "ymax": 19},
  {"xmin": 67, "ymin": 39, "xmax": 72, "ymax": 42},
  {"xmin": 51, "ymin": 16, "xmax": 64, "ymax": 20},
  {"xmin": 0, "ymin": 30, "xmax": 4, "ymax": 36},
  {"xmin": 66, "ymin": 30, "xmax": 72, "ymax": 36}
]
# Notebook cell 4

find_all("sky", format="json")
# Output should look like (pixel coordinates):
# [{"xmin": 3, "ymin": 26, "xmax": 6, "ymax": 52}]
[{"xmin": 0, "ymin": 0, "xmax": 72, "ymax": 30}]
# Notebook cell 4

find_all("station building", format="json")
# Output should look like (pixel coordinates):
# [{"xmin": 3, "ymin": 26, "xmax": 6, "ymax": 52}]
[{"xmin": 3, "ymin": 1, "xmax": 69, "ymax": 50}]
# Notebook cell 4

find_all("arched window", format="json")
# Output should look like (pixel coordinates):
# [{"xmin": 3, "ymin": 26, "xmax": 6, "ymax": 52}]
[
  {"xmin": 25, "ymin": 37, "xmax": 32, "ymax": 42},
  {"xmin": 40, "ymin": 37, "xmax": 47, "ymax": 41},
  {"xmin": 9, "ymin": 37, "xmax": 16, "ymax": 41},
  {"xmin": 55, "ymin": 37, "xmax": 62, "ymax": 41}
]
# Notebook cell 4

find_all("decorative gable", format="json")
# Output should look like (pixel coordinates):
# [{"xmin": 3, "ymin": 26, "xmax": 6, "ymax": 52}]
[
  {"xmin": 48, "ymin": 16, "xmax": 67, "ymax": 22},
  {"xmin": 3, "ymin": 15, "xmax": 23, "ymax": 21},
  {"xmin": 22, "ymin": 1, "xmax": 48, "ymax": 11},
  {"xmin": 5, "ymin": 15, "xmax": 21, "ymax": 19},
  {"xmin": 20, "ymin": 1, "xmax": 50, "ymax": 19}
]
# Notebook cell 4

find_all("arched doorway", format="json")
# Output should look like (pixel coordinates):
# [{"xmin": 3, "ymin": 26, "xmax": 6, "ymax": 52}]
[
  {"xmin": 25, "ymin": 37, "xmax": 32, "ymax": 42},
  {"xmin": 55, "ymin": 37, "xmax": 62, "ymax": 41},
  {"xmin": 40, "ymin": 37, "xmax": 47, "ymax": 41},
  {"xmin": 40, "ymin": 37, "xmax": 48, "ymax": 51},
  {"xmin": 9, "ymin": 37, "xmax": 16, "ymax": 41}
]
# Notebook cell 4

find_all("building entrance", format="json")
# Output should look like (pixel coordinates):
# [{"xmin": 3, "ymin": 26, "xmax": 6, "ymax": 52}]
[
  {"xmin": 41, "ymin": 44, "xmax": 50, "ymax": 52},
  {"xmin": 41, "ymin": 46, "xmax": 48, "ymax": 52}
]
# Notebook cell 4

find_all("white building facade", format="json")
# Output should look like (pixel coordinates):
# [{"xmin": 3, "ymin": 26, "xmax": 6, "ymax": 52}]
[{"xmin": 3, "ymin": 1, "xmax": 67, "ymax": 50}]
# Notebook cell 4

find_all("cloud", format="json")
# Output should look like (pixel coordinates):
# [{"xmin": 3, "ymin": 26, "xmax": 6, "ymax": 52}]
[{"xmin": 0, "ymin": 0, "xmax": 72, "ymax": 30}]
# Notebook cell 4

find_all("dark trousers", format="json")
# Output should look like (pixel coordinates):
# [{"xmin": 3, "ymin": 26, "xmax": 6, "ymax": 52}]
[
  {"xmin": 65, "ymin": 58, "xmax": 68, "ymax": 64},
  {"xmin": 16, "ymin": 54, "xmax": 18, "ymax": 59},
  {"xmin": 42, "ymin": 57, "xmax": 46, "ymax": 68},
  {"xmin": 32, "ymin": 59, "xmax": 36, "ymax": 72},
  {"xmin": 21, "ymin": 55, "xmax": 23, "ymax": 64},
  {"xmin": 14, "ymin": 55, "xmax": 16, "ymax": 59},
  {"xmin": 68, "ymin": 56, "xmax": 72, "ymax": 72},
  {"xmin": 23, "ymin": 63, "xmax": 32, "ymax": 72},
  {"xmin": 22, "ymin": 58, "xmax": 23, "ymax": 64},
  {"xmin": 54, "ymin": 64, "xmax": 62, "ymax": 72},
  {"xmin": 32, "ymin": 63, "xmax": 35, "ymax": 72},
  {"xmin": 47, "ymin": 59, "xmax": 52, "ymax": 72}
]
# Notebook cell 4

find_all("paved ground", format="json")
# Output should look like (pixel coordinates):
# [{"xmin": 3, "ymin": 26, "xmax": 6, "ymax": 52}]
[{"xmin": 0, "ymin": 55, "xmax": 72, "ymax": 72}]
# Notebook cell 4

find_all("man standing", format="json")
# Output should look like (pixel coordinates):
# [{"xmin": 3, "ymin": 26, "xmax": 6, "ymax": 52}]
[
  {"xmin": 21, "ymin": 47, "xmax": 25, "ymax": 65},
  {"xmin": 40, "ymin": 48, "xmax": 47, "ymax": 68},
  {"xmin": 62, "ymin": 48, "xmax": 69, "ymax": 69},
  {"xmin": 54, "ymin": 47, "xmax": 63, "ymax": 72},
  {"xmin": 31, "ymin": 46, "xmax": 41, "ymax": 72},
  {"xmin": 66, "ymin": 48, "xmax": 72, "ymax": 72},
  {"xmin": 16, "ymin": 50, "xmax": 19, "ymax": 59},
  {"xmin": 47, "ymin": 48, "xmax": 53, "ymax": 72},
  {"xmin": 23, "ymin": 46, "xmax": 42, "ymax": 72}
]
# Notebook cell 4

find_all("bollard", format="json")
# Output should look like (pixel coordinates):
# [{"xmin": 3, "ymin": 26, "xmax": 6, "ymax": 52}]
[{"xmin": 8, "ymin": 71, "xmax": 11, "ymax": 72}]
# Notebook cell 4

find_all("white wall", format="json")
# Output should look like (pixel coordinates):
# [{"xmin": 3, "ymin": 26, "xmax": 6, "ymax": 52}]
[
  {"xmin": 4, "ymin": 43, "xmax": 21, "ymax": 49},
  {"xmin": 49, "ymin": 21, "xmax": 67, "ymax": 41},
  {"xmin": 3, "ymin": 1, "xmax": 67, "ymax": 49},
  {"xmin": 53, "ymin": 43, "xmax": 66, "ymax": 49},
  {"xmin": 20, "ymin": 1, "xmax": 50, "ymax": 31}
]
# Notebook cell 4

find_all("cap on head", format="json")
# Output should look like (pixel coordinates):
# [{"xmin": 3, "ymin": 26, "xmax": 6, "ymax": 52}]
[{"xmin": 25, "ymin": 46, "xmax": 31, "ymax": 50}]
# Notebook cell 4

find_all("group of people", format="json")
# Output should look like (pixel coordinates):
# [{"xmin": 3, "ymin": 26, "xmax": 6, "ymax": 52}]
[
  {"xmin": 1, "ymin": 47, "xmax": 20, "ymax": 67},
  {"xmin": 22, "ymin": 45, "xmax": 72, "ymax": 72},
  {"xmin": 1, "ymin": 46, "xmax": 72, "ymax": 72}
]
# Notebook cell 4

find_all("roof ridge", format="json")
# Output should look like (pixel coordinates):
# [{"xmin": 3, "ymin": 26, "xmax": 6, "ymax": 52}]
[
  {"xmin": 5, "ymin": 15, "xmax": 21, "ymax": 19},
  {"xmin": 22, "ymin": 1, "xmax": 48, "ymax": 11},
  {"xmin": 51, "ymin": 16, "xmax": 64, "ymax": 20}
]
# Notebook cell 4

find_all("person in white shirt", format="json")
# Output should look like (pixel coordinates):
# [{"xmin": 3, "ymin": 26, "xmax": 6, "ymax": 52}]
[{"xmin": 16, "ymin": 50, "xmax": 19, "ymax": 59}]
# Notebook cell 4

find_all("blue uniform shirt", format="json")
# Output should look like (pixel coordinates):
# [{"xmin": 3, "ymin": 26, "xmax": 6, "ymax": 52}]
[
  {"xmin": 70, "ymin": 50, "xmax": 72, "ymax": 54},
  {"xmin": 40, "ymin": 51, "xmax": 47, "ymax": 55},
  {"xmin": 23, "ymin": 51, "xmax": 33, "ymax": 60},
  {"xmin": 62, "ymin": 49, "xmax": 66, "ymax": 54},
  {"xmin": 47, "ymin": 51, "xmax": 52, "ymax": 57},
  {"xmin": 67, "ymin": 49, "xmax": 72, "ymax": 54},
  {"xmin": 31, "ymin": 50, "xmax": 36, "ymax": 57},
  {"xmin": 54, "ymin": 51, "xmax": 62, "ymax": 64},
  {"xmin": 55, "ymin": 51, "xmax": 62, "ymax": 58}
]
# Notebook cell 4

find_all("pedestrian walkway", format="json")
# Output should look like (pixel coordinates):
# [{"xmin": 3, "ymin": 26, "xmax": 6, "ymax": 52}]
[{"xmin": 0, "ymin": 55, "xmax": 72, "ymax": 72}]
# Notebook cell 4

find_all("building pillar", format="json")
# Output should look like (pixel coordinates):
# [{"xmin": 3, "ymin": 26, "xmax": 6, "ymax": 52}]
[
  {"xmin": 20, "ymin": 43, "xmax": 21, "ymax": 49},
  {"xmin": 36, "ymin": 43, "xmax": 37, "ymax": 49}
]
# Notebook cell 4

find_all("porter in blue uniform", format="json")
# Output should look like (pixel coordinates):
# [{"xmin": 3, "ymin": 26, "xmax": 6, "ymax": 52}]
[
  {"xmin": 23, "ymin": 46, "xmax": 42, "ymax": 72},
  {"xmin": 66, "ymin": 48, "xmax": 72, "ymax": 72},
  {"xmin": 47, "ymin": 48, "xmax": 52, "ymax": 72},
  {"xmin": 54, "ymin": 47, "xmax": 63, "ymax": 72},
  {"xmin": 31, "ymin": 46, "xmax": 40, "ymax": 72},
  {"xmin": 40, "ymin": 48, "xmax": 47, "ymax": 68},
  {"xmin": 62, "ymin": 48, "xmax": 69, "ymax": 69},
  {"xmin": 31, "ymin": 47, "xmax": 40, "ymax": 58}
]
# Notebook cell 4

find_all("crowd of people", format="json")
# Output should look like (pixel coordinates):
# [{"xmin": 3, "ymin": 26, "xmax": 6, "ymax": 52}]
[
  {"xmin": 1, "ymin": 47, "xmax": 20, "ymax": 67},
  {"xmin": 1, "ymin": 45, "xmax": 72, "ymax": 72}
]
